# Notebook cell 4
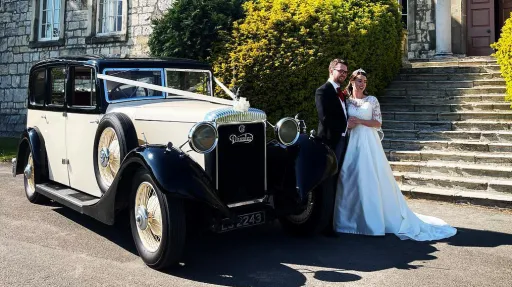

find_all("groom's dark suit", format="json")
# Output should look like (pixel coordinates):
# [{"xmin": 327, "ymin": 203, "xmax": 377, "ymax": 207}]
[{"xmin": 315, "ymin": 81, "xmax": 348, "ymax": 167}]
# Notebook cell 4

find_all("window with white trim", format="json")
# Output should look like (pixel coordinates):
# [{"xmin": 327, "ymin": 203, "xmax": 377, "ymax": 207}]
[
  {"xmin": 398, "ymin": 0, "xmax": 408, "ymax": 29},
  {"xmin": 39, "ymin": 0, "xmax": 61, "ymax": 41},
  {"xmin": 98, "ymin": 0, "xmax": 124, "ymax": 34}
]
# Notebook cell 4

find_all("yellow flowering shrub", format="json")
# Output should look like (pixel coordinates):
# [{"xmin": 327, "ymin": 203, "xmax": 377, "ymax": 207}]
[
  {"xmin": 212, "ymin": 0, "xmax": 403, "ymax": 125},
  {"xmin": 492, "ymin": 17, "xmax": 512, "ymax": 105}
]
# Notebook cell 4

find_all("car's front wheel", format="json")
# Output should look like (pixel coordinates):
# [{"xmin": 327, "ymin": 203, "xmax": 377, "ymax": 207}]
[
  {"xmin": 129, "ymin": 168, "xmax": 186, "ymax": 269},
  {"xmin": 278, "ymin": 181, "xmax": 334, "ymax": 236}
]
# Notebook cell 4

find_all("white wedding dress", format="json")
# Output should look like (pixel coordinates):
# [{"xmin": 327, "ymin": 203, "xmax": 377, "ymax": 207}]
[{"xmin": 333, "ymin": 96, "xmax": 457, "ymax": 241}]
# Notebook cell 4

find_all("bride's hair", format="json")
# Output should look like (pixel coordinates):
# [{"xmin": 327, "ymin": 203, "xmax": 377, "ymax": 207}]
[{"xmin": 345, "ymin": 68, "xmax": 369, "ymax": 97}]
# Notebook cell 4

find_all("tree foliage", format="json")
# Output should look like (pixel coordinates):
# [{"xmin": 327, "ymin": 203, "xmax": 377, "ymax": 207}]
[
  {"xmin": 492, "ymin": 16, "xmax": 512, "ymax": 105},
  {"xmin": 148, "ymin": 0, "xmax": 246, "ymax": 61}
]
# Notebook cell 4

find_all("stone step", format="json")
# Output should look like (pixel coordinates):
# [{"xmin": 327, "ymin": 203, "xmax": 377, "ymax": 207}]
[
  {"xmin": 380, "ymin": 102, "xmax": 511, "ymax": 112},
  {"xmin": 389, "ymin": 161, "xmax": 512, "ymax": 179},
  {"xmin": 383, "ymin": 129, "xmax": 512, "ymax": 142},
  {"xmin": 382, "ymin": 120, "xmax": 512, "ymax": 131},
  {"xmin": 394, "ymin": 172, "xmax": 512, "ymax": 194},
  {"xmin": 399, "ymin": 185, "xmax": 512, "ymax": 209},
  {"xmin": 382, "ymin": 139, "xmax": 512, "ymax": 152},
  {"xmin": 400, "ymin": 65, "xmax": 500, "ymax": 74},
  {"xmin": 379, "ymin": 94, "xmax": 508, "ymax": 105},
  {"xmin": 383, "ymin": 87, "xmax": 506, "ymax": 97},
  {"xmin": 408, "ymin": 59, "xmax": 497, "ymax": 68},
  {"xmin": 382, "ymin": 111, "xmax": 512, "ymax": 121},
  {"xmin": 385, "ymin": 150, "xmax": 512, "ymax": 166},
  {"xmin": 387, "ymin": 79, "xmax": 505, "ymax": 89},
  {"xmin": 396, "ymin": 72, "xmax": 502, "ymax": 81}
]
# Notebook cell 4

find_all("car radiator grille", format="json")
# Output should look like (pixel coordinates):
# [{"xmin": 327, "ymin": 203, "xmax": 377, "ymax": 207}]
[{"xmin": 215, "ymin": 122, "xmax": 266, "ymax": 205}]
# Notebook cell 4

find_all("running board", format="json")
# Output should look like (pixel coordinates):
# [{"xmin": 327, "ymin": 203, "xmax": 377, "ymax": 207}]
[{"xmin": 36, "ymin": 182, "xmax": 100, "ymax": 213}]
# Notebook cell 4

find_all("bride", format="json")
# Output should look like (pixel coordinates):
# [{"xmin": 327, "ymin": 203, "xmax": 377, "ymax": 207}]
[{"xmin": 333, "ymin": 68, "xmax": 457, "ymax": 241}]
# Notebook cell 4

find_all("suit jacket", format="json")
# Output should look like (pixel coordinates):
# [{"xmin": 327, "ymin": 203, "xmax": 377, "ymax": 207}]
[{"xmin": 315, "ymin": 81, "xmax": 348, "ymax": 150}]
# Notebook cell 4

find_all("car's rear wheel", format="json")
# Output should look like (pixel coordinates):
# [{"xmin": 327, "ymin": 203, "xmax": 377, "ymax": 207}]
[
  {"xmin": 130, "ymin": 168, "xmax": 186, "ymax": 270},
  {"xmin": 23, "ymin": 149, "xmax": 44, "ymax": 204},
  {"xmin": 278, "ymin": 181, "xmax": 334, "ymax": 236},
  {"xmin": 93, "ymin": 113, "xmax": 138, "ymax": 193}
]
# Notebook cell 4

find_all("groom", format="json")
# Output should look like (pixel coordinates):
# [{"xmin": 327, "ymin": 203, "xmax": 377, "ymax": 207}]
[{"xmin": 315, "ymin": 58, "xmax": 349, "ymax": 235}]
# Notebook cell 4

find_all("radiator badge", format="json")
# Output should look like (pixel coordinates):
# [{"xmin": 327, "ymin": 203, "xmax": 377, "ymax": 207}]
[
  {"xmin": 230, "ymin": 125, "xmax": 253, "ymax": 144},
  {"xmin": 230, "ymin": 133, "xmax": 254, "ymax": 144}
]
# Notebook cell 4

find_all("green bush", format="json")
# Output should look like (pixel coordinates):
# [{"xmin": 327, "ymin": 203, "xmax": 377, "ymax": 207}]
[
  {"xmin": 148, "ymin": 0, "xmax": 246, "ymax": 61},
  {"xmin": 492, "ymin": 16, "xmax": 512, "ymax": 105},
  {"xmin": 212, "ymin": 0, "xmax": 403, "ymax": 126}
]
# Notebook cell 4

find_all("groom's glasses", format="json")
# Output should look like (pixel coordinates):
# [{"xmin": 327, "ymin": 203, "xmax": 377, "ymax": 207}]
[{"xmin": 333, "ymin": 69, "xmax": 348, "ymax": 75}]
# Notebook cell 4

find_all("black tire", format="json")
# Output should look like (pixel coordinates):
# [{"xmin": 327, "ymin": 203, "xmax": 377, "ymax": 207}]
[
  {"xmin": 278, "ymin": 179, "xmax": 335, "ymax": 236},
  {"xmin": 129, "ymin": 168, "xmax": 186, "ymax": 270},
  {"xmin": 93, "ymin": 113, "xmax": 138, "ymax": 194},
  {"xmin": 23, "ymin": 147, "xmax": 45, "ymax": 204}
]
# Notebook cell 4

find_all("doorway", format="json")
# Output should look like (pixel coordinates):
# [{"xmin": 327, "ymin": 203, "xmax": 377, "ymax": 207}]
[{"xmin": 467, "ymin": 0, "xmax": 512, "ymax": 56}]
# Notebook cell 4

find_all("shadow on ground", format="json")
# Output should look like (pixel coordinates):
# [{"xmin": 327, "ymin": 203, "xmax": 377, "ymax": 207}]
[{"xmin": 50, "ymin": 206, "xmax": 512, "ymax": 287}]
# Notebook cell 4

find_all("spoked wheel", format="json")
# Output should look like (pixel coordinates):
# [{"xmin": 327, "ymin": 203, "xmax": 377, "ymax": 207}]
[
  {"xmin": 93, "ymin": 113, "xmax": 138, "ymax": 193},
  {"xmin": 23, "ymin": 150, "xmax": 44, "ymax": 203},
  {"xmin": 97, "ymin": 127, "xmax": 121, "ymax": 188},
  {"xmin": 284, "ymin": 191, "xmax": 314, "ymax": 225},
  {"xmin": 130, "ymin": 168, "xmax": 186, "ymax": 270}
]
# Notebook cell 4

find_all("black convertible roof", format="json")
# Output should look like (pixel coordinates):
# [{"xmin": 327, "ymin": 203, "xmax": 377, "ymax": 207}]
[{"xmin": 31, "ymin": 55, "xmax": 212, "ymax": 71}]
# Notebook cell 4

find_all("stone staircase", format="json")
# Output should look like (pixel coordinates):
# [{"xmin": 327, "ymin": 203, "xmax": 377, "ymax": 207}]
[{"xmin": 380, "ymin": 58, "xmax": 512, "ymax": 209}]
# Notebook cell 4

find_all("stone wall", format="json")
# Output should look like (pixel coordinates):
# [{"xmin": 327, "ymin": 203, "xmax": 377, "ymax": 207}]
[
  {"xmin": 407, "ymin": 0, "xmax": 466, "ymax": 59},
  {"xmin": 0, "ymin": 0, "xmax": 173, "ymax": 137}
]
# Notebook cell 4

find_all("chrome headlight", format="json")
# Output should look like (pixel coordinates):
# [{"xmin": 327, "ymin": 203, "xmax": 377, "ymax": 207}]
[
  {"xmin": 188, "ymin": 122, "xmax": 218, "ymax": 153},
  {"xmin": 275, "ymin": 117, "xmax": 300, "ymax": 146}
]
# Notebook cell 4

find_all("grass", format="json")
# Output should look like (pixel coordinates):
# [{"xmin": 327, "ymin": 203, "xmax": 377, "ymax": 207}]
[{"xmin": 0, "ymin": 137, "xmax": 18, "ymax": 162}]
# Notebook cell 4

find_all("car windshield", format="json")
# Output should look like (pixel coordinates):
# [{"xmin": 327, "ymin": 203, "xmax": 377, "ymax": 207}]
[
  {"xmin": 165, "ymin": 69, "xmax": 212, "ymax": 97},
  {"xmin": 104, "ymin": 68, "xmax": 213, "ymax": 102},
  {"xmin": 104, "ymin": 69, "xmax": 165, "ymax": 102}
]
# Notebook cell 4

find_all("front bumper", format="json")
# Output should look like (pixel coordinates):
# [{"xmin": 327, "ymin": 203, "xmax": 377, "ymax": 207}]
[{"xmin": 11, "ymin": 158, "xmax": 16, "ymax": 177}]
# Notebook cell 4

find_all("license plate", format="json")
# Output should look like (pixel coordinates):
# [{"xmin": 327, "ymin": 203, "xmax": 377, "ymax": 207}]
[{"xmin": 221, "ymin": 211, "xmax": 265, "ymax": 232}]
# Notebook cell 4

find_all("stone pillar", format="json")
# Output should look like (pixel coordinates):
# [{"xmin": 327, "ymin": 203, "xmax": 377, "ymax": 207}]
[{"xmin": 435, "ymin": 0, "xmax": 453, "ymax": 57}]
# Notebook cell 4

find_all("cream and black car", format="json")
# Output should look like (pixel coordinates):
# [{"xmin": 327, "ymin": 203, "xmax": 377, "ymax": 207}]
[{"xmin": 13, "ymin": 56, "xmax": 337, "ymax": 269}]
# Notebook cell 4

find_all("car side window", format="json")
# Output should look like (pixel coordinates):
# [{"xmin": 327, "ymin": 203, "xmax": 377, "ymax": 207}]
[
  {"xmin": 70, "ymin": 66, "xmax": 97, "ymax": 107},
  {"xmin": 30, "ymin": 69, "xmax": 46, "ymax": 105},
  {"xmin": 49, "ymin": 67, "xmax": 66, "ymax": 106}
]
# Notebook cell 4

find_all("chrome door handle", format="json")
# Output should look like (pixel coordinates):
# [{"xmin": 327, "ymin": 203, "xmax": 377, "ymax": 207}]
[
  {"xmin": 90, "ymin": 119, "xmax": 99, "ymax": 124},
  {"xmin": 41, "ymin": 115, "xmax": 46, "ymax": 119}
]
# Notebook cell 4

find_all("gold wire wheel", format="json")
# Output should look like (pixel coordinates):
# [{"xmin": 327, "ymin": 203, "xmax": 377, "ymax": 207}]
[
  {"xmin": 97, "ymin": 127, "xmax": 121, "ymax": 188},
  {"xmin": 135, "ymin": 181, "xmax": 163, "ymax": 253},
  {"xmin": 286, "ymin": 191, "xmax": 314, "ymax": 224},
  {"xmin": 24, "ymin": 152, "xmax": 35, "ymax": 196}
]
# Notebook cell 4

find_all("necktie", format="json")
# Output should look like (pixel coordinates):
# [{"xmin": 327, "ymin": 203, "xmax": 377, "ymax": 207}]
[{"xmin": 336, "ymin": 87, "xmax": 345, "ymax": 102}]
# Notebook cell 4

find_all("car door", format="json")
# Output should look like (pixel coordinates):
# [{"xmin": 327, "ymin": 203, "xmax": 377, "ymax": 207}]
[
  {"xmin": 40, "ymin": 65, "xmax": 69, "ymax": 186},
  {"xmin": 65, "ymin": 65, "xmax": 103, "ymax": 197}
]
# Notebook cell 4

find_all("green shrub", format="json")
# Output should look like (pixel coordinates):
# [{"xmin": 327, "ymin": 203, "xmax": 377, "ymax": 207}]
[
  {"xmin": 492, "ymin": 16, "xmax": 512, "ymax": 105},
  {"xmin": 212, "ymin": 0, "xmax": 403, "ymax": 126},
  {"xmin": 148, "ymin": 0, "xmax": 246, "ymax": 61}
]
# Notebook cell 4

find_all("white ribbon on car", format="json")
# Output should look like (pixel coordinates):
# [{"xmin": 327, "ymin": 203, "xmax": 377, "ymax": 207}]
[{"xmin": 97, "ymin": 73, "xmax": 250, "ymax": 111}]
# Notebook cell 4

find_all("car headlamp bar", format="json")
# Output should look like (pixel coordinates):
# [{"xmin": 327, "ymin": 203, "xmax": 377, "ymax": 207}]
[{"xmin": 97, "ymin": 73, "xmax": 233, "ymax": 105}]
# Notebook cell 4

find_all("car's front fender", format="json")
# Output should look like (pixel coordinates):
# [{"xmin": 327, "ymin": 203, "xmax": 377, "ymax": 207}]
[
  {"xmin": 121, "ymin": 145, "xmax": 231, "ymax": 217},
  {"xmin": 267, "ymin": 134, "xmax": 337, "ymax": 202}
]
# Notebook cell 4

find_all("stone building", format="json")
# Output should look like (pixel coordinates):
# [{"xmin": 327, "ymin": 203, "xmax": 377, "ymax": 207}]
[
  {"xmin": 0, "ymin": 0, "xmax": 174, "ymax": 137},
  {"xmin": 402, "ymin": 0, "xmax": 512, "ymax": 59}
]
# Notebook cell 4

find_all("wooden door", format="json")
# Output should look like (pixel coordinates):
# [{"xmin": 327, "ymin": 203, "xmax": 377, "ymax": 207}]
[
  {"xmin": 499, "ymin": 0, "xmax": 512, "ymax": 30},
  {"xmin": 467, "ymin": 0, "xmax": 495, "ymax": 56}
]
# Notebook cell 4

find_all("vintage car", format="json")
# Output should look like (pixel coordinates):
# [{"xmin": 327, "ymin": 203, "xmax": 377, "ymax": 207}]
[{"xmin": 13, "ymin": 55, "xmax": 337, "ymax": 269}]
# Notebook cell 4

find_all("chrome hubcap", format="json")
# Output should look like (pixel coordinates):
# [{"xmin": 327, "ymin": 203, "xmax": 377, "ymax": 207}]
[
  {"xmin": 135, "ymin": 181, "xmax": 163, "ymax": 252},
  {"xmin": 287, "ymin": 191, "xmax": 314, "ymax": 224},
  {"xmin": 24, "ymin": 163, "xmax": 32, "ymax": 179},
  {"xmin": 136, "ymin": 206, "xmax": 149, "ymax": 231},
  {"xmin": 99, "ymin": 147, "xmax": 110, "ymax": 168}
]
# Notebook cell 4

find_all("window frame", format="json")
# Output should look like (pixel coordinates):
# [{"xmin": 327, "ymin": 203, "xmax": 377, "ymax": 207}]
[
  {"xmin": 164, "ymin": 68, "xmax": 214, "ymax": 98},
  {"xmin": 29, "ymin": 0, "xmax": 65, "ymax": 48},
  {"xmin": 29, "ymin": 68, "xmax": 48, "ymax": 107},
  {"xmin": 85, "ymin": 0, "xmax": 128, "ymax": 43},
  {"xmin": 67, "ymin": 65, "xmax": 100, "ymax": 112},
  {"xmin": 398, "ymin": 0, "xmax": 408, "ymax": 29},
  {"xmin": 48, "ymin": 66, "xmax": 67, "ymax": 108}
]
